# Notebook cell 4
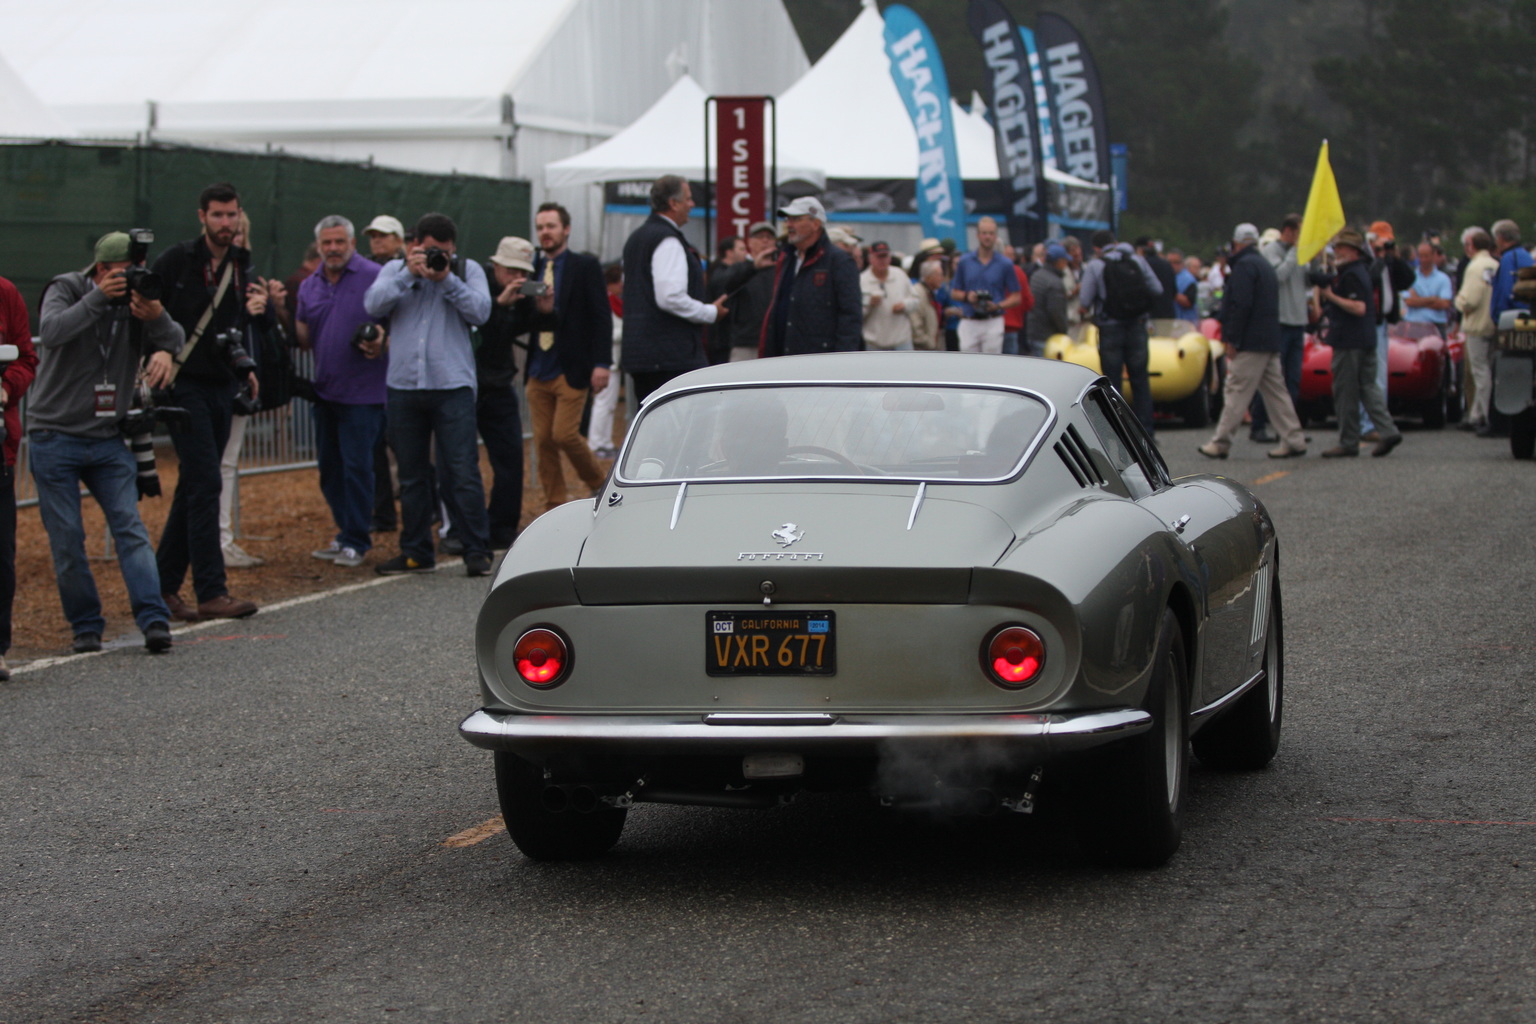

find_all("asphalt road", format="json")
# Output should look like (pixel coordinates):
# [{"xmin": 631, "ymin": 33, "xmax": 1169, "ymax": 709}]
[{"xmin": 3, "ymin": 423, "xmax": 1534, "ymax": 1024}]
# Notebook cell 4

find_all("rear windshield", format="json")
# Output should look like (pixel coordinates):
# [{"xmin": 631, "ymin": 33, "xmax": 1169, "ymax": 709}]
[{"xmin": 618, "ymin": 384, "xmax": 1051, "ymax": 483}]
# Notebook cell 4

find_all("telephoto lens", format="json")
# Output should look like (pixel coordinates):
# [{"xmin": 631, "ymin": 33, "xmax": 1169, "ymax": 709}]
[{"xmin": 126, "ymin": 429, "xmax": 161, "ymax": 498}]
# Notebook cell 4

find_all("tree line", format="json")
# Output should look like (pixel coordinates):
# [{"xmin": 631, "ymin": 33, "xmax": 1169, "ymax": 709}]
[{"xmin": 784, "ymin": 0, "xmax": 1536, "ymax": 254}]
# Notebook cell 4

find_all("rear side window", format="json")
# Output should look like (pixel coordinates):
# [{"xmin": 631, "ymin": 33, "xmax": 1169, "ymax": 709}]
[{"xmin": 1082, "ymin": 387, "xmax": 1163, "ymax": 498}]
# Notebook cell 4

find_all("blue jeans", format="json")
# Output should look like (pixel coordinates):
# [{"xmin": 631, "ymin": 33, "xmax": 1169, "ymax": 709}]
[
  {"xmin": 1002, "ymin": 331, "xmax": 1020, "ymax": 355},
  {"xmin": 387, "ymin": 387, "xmax": 489, "ymax": 562},
  {"xmin": 1360, "ymin": 322, "xmax": 1390, "ymax": 433},
  {"xmin": 29, "ymin": 429, "xmax": 170, "ymax": 635},
  {"xmin": 158, "ymin": 377, "xmax": 233, "ymax": 603},
  {"xmin": 314, "ymin": 400, "xmax": 385, "ymax": 553},
  {"xmin": 1099, "ymin": 319, "xmax": 1154, "ymax": 434},
  {"xmin": 1250, "ymin": 324, "xmax": 1306, "ymax": 434}
]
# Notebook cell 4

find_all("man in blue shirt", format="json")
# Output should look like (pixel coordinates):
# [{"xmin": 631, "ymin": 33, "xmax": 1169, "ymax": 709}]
[
  {"xmin": 1490, "ymin": 219, "xmax": 1533, "ymax": 321},
  {"xmin": 949, "ymin": 217, "xmax": 1021, "ymax": 354},
  {"xmin": 1169, "ymin": 250, "xmax": 1201, "ymax": 324},
  {"xmin": 363, "ymin": 212, "xmax": 494, "ymax": 577},
  {"xmin": 1402, "ymin": 240, "xmax": 1454, "ymax": 332}
]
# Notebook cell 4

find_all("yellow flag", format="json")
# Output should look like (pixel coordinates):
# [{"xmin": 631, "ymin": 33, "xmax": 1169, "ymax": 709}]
[{"xmin": 1297, "ymin": 140, "xmax": 1345, "ymax": 265}]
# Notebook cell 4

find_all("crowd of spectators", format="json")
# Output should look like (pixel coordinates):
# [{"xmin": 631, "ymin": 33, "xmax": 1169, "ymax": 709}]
[{"xmin": 3, "ymin": 173, "xmax": 1531, "ymax": 671}]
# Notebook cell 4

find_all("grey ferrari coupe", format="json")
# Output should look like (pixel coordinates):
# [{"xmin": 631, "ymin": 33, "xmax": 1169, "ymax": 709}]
[{"xmin": 460, "ymin": 353, "xmax": 1282, "ymax": 866}]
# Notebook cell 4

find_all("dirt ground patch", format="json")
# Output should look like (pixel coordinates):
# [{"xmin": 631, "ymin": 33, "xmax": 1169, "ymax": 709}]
[{"xmin": 12, "ymin": 407, "xmax": 625, "ymax": 663}]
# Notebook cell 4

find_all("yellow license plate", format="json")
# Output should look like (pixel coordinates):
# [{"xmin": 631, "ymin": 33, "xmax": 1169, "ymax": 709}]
[{"xmin": 706, "ymin": 611, "xmax": 836, "ymax": 676}]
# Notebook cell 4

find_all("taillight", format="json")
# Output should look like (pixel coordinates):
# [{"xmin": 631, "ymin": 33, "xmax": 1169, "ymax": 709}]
[
  {"xmin": 984, "ymin": 626, "xmax": 1045, "ymax": 688},
  {"xmin": 513, "ymin": 628, "xmax": 570, "ymax": 688}
]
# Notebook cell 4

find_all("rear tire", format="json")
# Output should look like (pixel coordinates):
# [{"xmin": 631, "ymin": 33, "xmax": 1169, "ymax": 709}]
[
  {"xmin": 1511, "ymin": 409, "xmax": 1536, "ymax": 460},
  {"xmin": 1075, "ymin": 610, "xmax": 1188, "ymax": 867},
  {"xmin": 495, "ymin": 751, "xmax": 627, "ymax": 861},
  {"xmin": 1178, "ymin": 367, "xmax": 1212, "ymax": 428},
  {"xmin": 1193, "ymin": 578, "xmax": 1283, "ymax": 770}
]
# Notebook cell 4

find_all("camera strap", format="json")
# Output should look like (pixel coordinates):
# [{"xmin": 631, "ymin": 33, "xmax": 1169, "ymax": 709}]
[{"xmin": 167, "ymin": 258, "xmax": 235, "ymax": 385}]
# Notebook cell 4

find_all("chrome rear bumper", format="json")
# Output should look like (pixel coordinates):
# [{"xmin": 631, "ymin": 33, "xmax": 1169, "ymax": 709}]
[{"xmin": 459, "ymin": 708, "xmax": 1150, "ymax": 758}]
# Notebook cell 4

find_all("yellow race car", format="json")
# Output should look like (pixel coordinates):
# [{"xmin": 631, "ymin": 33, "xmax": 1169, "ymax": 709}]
[{"xmin": 1044, "ymin": 319, "xmax": 1225, "ymax": 426}]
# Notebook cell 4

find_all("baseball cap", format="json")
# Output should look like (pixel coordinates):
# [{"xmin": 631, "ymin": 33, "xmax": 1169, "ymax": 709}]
[
  {"xmin": 827, "ymin": 227, "xmax": 857, "ymax": 247},
  {"xmin": 489, "ymin": 236, "xmax": 536, "ymax": 272},
  {"xmin": 869, "ymin": 241, "xmax": 891, "ymax": 255},
  {"xmin": 1045, "ymin": 243, "xmax": 1069, "ymax": 262},
  {"xmin": 777, "ymin": 196, "xmax": 827, "ymax": 224},
  {"xmin": 1233, "ymin": 222, "xmax": 1260, "ymax": 244},
  {"xmin": 914, "ymin": 237, "xmax": 943, "ymax": 256},
  {"xmin": 1368, "ymin": 220, "xmax": 1395, "ymax": 242},
  {"xmin": 747, "ymin": 220, "xmax": 776, "ymax": 237},
  {"xmin": 364, "ymin": 215, "xmax": 405, "ymax": 238},
  {"xmin": 94, "ymin": 231, "xmax": 131, "ymax": 263}
]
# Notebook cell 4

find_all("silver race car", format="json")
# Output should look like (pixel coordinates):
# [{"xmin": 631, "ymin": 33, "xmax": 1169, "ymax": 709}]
[{"xmin": 461, "ymin": 353, "xmax": 1282, "ymax": 866}]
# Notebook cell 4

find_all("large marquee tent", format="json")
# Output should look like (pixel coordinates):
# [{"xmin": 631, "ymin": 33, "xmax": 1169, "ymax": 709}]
[{"xmin": 0, "ymin": 0, "xmax": 809, "ymax": 252}]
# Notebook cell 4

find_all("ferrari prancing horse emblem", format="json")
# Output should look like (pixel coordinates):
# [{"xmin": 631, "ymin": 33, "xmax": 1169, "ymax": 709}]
[{"xmin": 772, "ymin": 523, "xmax": 804, "ymax": 548}]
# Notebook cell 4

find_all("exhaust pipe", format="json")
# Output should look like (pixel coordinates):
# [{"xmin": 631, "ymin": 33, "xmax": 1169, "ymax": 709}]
[{"xmin": 569, "ymin": 786, "xmax": 599, "ymax": 814}]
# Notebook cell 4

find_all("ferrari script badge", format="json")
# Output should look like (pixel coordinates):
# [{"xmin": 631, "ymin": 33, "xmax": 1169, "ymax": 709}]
[{"xmin": 772, "ymin": 523, "xmax": 804, "ymax": 548}]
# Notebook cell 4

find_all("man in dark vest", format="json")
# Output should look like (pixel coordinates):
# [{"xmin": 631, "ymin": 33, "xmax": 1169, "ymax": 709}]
[
  {"xmin": 759, "ymin": 196, "xmax": 861, "ymax": 358},
  {"xmin": 621, "ymin": 175, "xmax": 726, "ymax": 403}
]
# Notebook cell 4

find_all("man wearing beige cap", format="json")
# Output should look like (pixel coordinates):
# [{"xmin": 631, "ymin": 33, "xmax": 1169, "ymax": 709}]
[
  {"xmin": 476, "ymin": 237, "xmax": 556, "ymax": 547},
  {"xmin": 363, "ymin": 215, "xmax": 406, "ymax": 264}
]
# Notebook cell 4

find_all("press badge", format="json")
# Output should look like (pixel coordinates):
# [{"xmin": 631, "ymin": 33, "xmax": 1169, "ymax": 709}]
[{"xmin": 94, "ymin": 383, "xmax": 118, "ymax": 417}]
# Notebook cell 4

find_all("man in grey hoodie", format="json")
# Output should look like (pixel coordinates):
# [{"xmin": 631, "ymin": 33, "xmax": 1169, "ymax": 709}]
[{"xmin": 31, "ymin": 232, "xmax": 184, "ymax": 654}]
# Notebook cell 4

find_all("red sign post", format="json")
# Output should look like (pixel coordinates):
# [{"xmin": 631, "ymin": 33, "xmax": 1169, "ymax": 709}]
[{"xmin": 713, "ymin": 97, "xmax": 768, "ymax": 246}]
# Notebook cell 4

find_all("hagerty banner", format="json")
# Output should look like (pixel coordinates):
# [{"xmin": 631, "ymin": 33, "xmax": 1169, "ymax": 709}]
[
  {"xmin": 1036, "ymin": 12, "xmax": 1110, "ymax": 188},
  {"xmin": 882, "ymin": 5, "xmax": 965, "ymax": 241},
  {"xmin": 966, "ymin": 0, "xmax": 1048, "ymax": 247}
]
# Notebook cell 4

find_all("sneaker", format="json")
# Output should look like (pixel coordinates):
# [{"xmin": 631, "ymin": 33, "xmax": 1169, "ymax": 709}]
[
  {"xmin": 73, "ymin": 632, "xmax": 102, "ymax": 654},
  {"xmin": 311, "ymin": 541, "xmax": 343, "ymax": 561},
  {"xmin": 144, "ymin": 622, "xmax": 173, "ymax": 654},
  {"xmin": 163, "ymin": 592, "xmax": 202, "ymax": 623},
  {"xmin": 376, "ymin": 554, "xmax": 436, "ymax": 575},
  {"xmin": 439, "ymin": 535, "xmax": 466, "ymax": 556},
  {"xmin": 465, "ymin": 552, "xmax": 493, "ymax": 577},
  {"xmin": 333, "ymin": 546, "xmax": 366, "ymax": 568},
  {"xmin": 198, "ymin": 594, "xmax": 258, "ymax": 619},
  {"xmin": 222, "ymin": 542, "xmax": 265, "ymax": 568}
]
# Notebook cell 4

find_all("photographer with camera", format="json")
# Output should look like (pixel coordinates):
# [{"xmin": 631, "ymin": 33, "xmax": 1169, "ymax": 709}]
[
  {"xmin": 31, "ymin": 232, "xmax": 183, "ymax": 654},
  {"xmin": 950, "ymin": 218, "xmax": 1023, "ymax": 355},
  {"xmin": 295, "ymin": 215, "xmax": 387, "ymax": 569},
  {"xmin": 363, "ymin": 212, "xmax": 494, "ymax": 576},
  {"xmin": 1318, "ymin": 230, "xmax": 1402, "ymax": 458},
  {"xmin": 149, "ymin": 183, "xmax": 265, "ymax": 622},
  {"xmin": 0, "ymin": 275, "xmax": 38, "ymax": 679}
]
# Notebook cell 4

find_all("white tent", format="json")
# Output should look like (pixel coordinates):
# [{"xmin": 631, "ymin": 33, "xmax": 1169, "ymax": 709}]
[
  {"xmin": 0, "ymin": 51, "xmax": 71, "ymax": 138},
  {"xmin": 544, "ymin": 75, "xmax": 822, "ymax": 190},
  {"xmin": 0, "ymin": 0, "xmax": 809, "ymax": 251}
]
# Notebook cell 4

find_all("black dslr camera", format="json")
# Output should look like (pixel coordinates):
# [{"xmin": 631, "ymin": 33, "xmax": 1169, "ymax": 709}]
[
  {"xmin": 212, "ymin": 328, "xmax": 261, "ymax": 415},
  {"xmin": 112, "ymin": 228, "xmax": 164, "ymax": 306},
  {"xmin": 971, "ymin": 289, "xmax": 999, "ymax": 318},
  {"xmin": 352, "ymin": 322, "xmax": 381, "ymax": 352},
  {"xmin": 423, "ymin": 246, "xmax": 459, "ymax": 275},
  {"xmin": 1304, "ymin": 267, "xmax": 1336, "ymax": 289},
  {"xmin": 120, "ymin": 379, "xmax": 191, "ymax": 436}
]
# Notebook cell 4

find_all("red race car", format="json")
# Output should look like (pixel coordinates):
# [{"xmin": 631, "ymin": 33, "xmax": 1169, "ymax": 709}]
[{"xmin": 1297, "ymin": 321, "xmax": 1463, "ymax": 428}]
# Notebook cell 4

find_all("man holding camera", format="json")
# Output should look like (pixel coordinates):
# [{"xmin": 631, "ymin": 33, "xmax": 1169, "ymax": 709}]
[
  {"xmin": 295, "ymin": 215, "xmax": 386, "ymax": 569},
  {"xmin": 363, "ymin": 212, "xmax": 494, "ymax": 576},
  {"xmin": 950, "ymin": 217, "xmax": 1023, "ymax": 355},
  {"xmin": 529, "ymin": 202, "xmax": 612, "ymax": 512},
  {"xmin": 151, "ymin": 183, "xmax": 264, "ymax": 622},
  {"xmin": 32, "ymin": 232, "xmax": 183, "ymax": 653},
  {"xmin": 1319, "ymin": 229, "xmax": 1402, "ymax": 458}
]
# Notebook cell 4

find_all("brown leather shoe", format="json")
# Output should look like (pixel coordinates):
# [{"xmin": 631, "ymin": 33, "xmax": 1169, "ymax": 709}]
[
  {"xmin": 163, "ymin": 592, "xmax": 202, "ymax": 623},
  {"xmin": 1320, "ymin": 445, "xmax": 1359, "ymax": 458},
  {"xmin": 198, "ymin": 594, "xmax": 258, "ymax": 619}
]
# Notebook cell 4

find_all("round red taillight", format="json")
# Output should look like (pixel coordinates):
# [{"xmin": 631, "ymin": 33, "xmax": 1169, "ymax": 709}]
[
  {"xmin": 985, "ymin": 626, "xmax": 1045, "ymax": 688},
  {"xmin": 514, "ymin": 628, "xmax": 569, "ymax": 687}
]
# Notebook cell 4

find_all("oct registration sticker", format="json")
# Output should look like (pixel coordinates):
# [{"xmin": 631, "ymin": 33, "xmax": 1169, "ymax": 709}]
[{"xmin": 705, "ymin": 611, "xmax": 835, "ymax": 676}]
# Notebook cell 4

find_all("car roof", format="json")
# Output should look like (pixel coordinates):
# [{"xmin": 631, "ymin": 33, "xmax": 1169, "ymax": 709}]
[{"xmin": 648, "ymin": 352, "xmax": 1100, "ymax": 405}]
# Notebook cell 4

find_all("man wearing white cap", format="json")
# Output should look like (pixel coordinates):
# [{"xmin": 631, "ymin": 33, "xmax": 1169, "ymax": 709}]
[
  {"xmin": 363, "ymin": 215, "xmax": 406, "ymax": 264},
  {"xmin": 1198, "ymin": 223, "xmax": 1308, "ymax": 460},
  {"xmin": 760, "ymin": 196, "xmax": 861, "ymax": 357}
]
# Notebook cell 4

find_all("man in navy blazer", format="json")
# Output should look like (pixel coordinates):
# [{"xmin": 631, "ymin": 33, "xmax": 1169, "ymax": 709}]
[{"xmin": 529, "ymin": 202, "xmax": 613, "ymax": 510}]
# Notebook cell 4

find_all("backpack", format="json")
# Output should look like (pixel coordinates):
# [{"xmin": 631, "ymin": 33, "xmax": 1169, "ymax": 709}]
[
  {"xmin": 1100, "ymin": 255, "xmax": 1154, "ymax": 321},
  {"xmin": 250, "ymin": 320, "xmax": 297, "ymax": 411}
]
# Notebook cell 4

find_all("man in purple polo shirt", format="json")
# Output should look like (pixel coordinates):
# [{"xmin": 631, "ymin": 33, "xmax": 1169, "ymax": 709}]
[{"xmin": 295, "ymin": 215, "xmax": 387, "ymax": 568}]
